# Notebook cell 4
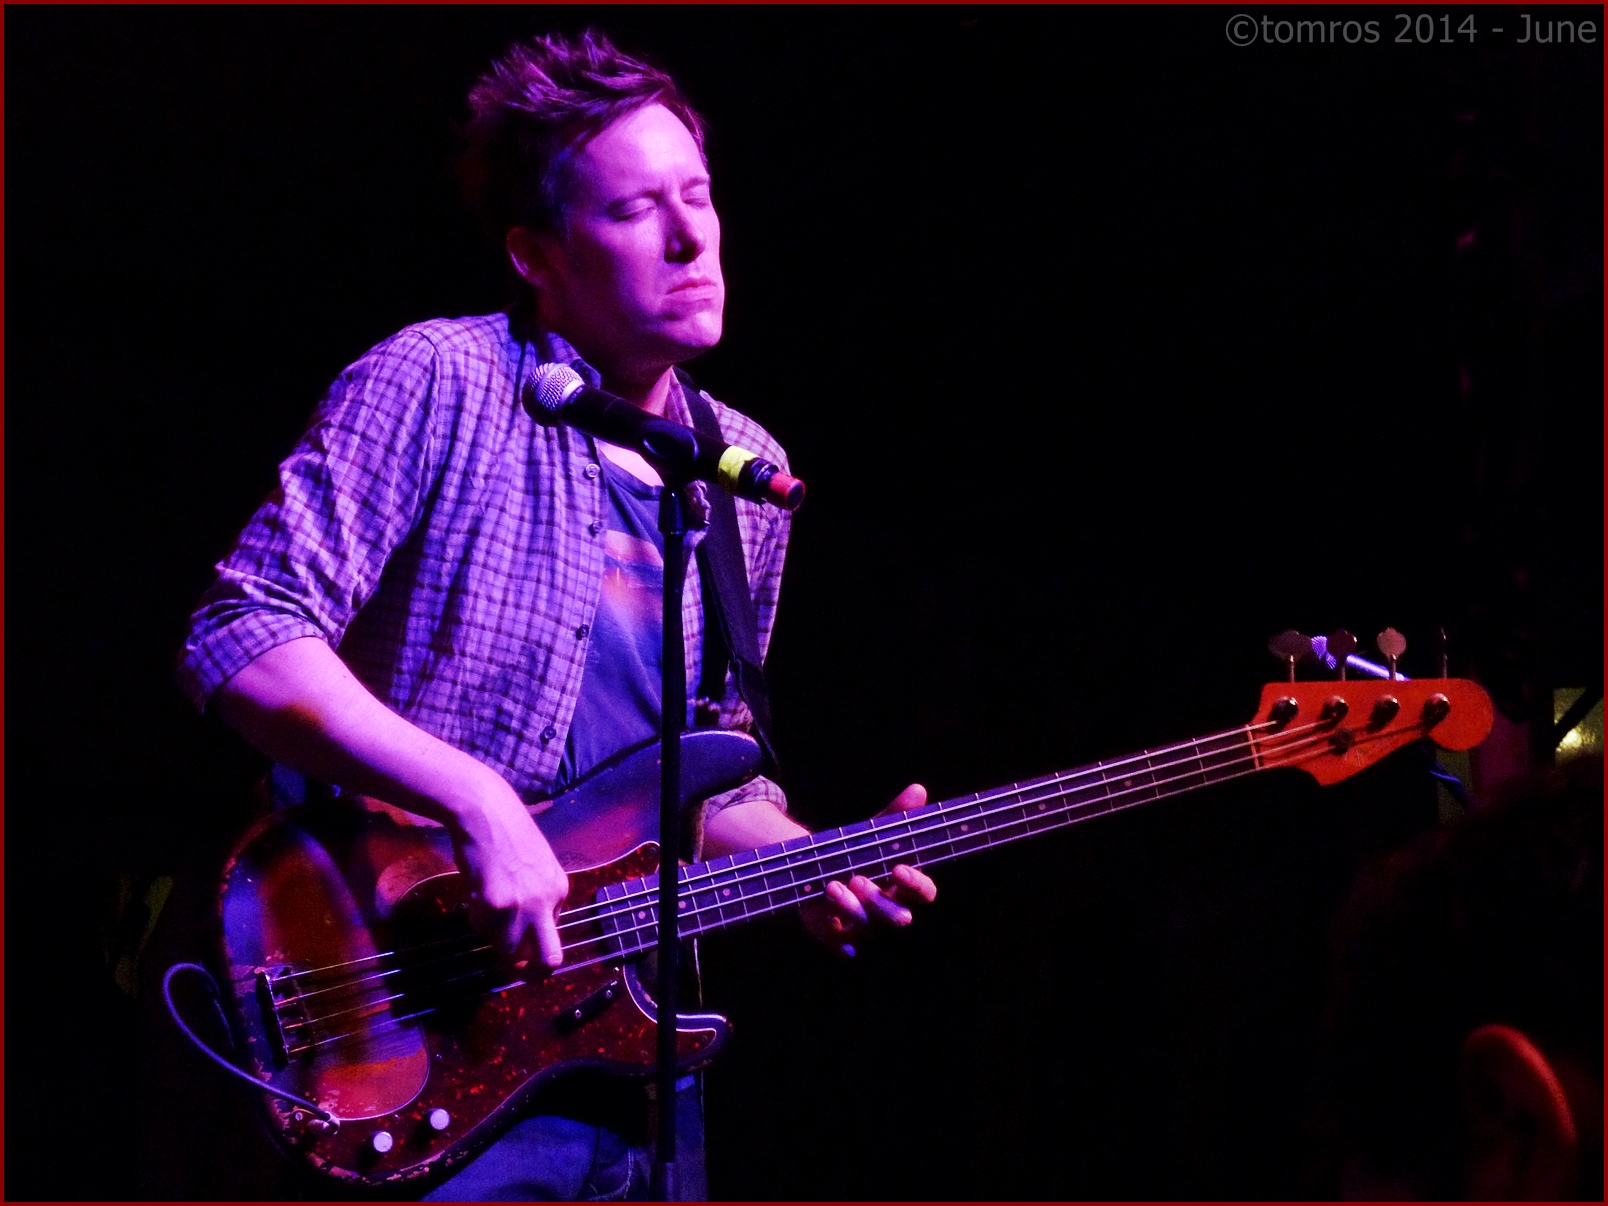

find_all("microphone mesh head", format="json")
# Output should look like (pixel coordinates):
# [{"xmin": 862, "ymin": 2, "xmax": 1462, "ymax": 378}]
[{"xmin": 527, "ymin": 362, "xmax": 584, "ymax": 416}]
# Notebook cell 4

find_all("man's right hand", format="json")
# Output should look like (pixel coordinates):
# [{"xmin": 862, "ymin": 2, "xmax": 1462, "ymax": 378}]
[
  {"xmin": 215, "ymin": 636, "xmax": 573, "ymax": 970},
  {"xmin": 448, "ymin": 786, "xmax": 572, "ymax": 972}
]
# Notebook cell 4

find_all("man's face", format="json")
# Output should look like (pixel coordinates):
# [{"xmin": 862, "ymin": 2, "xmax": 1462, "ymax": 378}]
[{"xmin": 524, "ymin": 103, "xmax": 724, "ymax": 381}]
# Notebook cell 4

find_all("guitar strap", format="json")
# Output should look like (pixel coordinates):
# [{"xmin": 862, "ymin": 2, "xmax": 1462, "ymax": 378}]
[{"xmin": 675, "ymin": 368, "xmax": 781, "ymax": 777}]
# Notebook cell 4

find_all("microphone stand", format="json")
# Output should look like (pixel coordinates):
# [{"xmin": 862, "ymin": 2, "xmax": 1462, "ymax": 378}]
[{"xmin": 650, "ymin": 477, "xmax": 689, "ymax": 1203}]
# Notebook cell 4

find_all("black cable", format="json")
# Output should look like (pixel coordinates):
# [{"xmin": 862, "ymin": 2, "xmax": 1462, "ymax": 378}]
[
  {"xmin": 161, "ymin": 962, "xmax": 335, "ymax": 1123},
  {"xmin": 1418, "ymin": 743, "xmax": 1471, "ymax": 810}
]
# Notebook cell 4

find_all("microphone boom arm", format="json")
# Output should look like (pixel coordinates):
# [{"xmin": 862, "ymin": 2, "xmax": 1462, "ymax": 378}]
[{"xmin": 524, "ymin": 364, "xmax": 804, "ymax": 511}]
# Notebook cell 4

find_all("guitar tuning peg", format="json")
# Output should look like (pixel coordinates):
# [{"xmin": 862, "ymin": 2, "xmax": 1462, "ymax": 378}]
[
  {"xmin": 1376, "ymin": 627, "xmax": 1407, "ymax": 680},
  {"xmin": 1327, "ymin": 629, "xmax": 1358, "ymax": 680},
  {"xmin": 1268, "ymin": 630, "xmax": 1312, "ymax": 683}
]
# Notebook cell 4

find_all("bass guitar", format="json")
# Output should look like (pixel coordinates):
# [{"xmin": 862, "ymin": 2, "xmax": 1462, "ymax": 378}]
[{"xmin": 213, "ymin": 674, "xmax": 1491, "ymax": 1190}]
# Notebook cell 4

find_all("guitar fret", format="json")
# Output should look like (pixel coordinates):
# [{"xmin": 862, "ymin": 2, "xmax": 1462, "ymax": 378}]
[
  {"xmin": 1024, "ymin": 783, "xmax": 1060, "ymax": 833},
  {"xmin": 617, "ymin": 727, "xmax": 1262, "ymax": 946},
  {"xmin": 1189, "ymin": 741, "xmax": 1210, "ymax": 793},
  {"xmin": 714, "ymin": 853, "xmax": 748, "ymax": 926},
  {"xmin": 1101, "ymin": 757, "xmax": 1155, "ymax": 811},
  {"xmin": 945, "ymin": 794, "xmax": 990, "ymax": 856},
  {"xmin": 597, "ymin": 879, "xmax": 644, "ymax": 958},
  {"xmin": 691, "ymin": 855, "xmax": 722, "ymax": 934},
  {"xmin": 786, "ymin": 839, "xmax": 823, "ymax": 907},
  {"xmin": 867, "ymin": 812, "xmax": 916, "ymax": 877},
  {"xmin": 1198, "ymin": 731, "xmax": 1248, "ymax": 784}
]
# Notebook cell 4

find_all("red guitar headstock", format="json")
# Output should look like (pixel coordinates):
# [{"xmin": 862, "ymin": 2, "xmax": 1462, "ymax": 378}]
[{"xmin": 1246, "ymin": 678, "xmax": 1494, "ymax": 786}]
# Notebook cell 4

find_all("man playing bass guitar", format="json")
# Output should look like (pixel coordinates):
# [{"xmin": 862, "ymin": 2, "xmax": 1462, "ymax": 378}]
[{"xmin": 180, "ymin": 29, "xmax": 936, "ymax": 1201}]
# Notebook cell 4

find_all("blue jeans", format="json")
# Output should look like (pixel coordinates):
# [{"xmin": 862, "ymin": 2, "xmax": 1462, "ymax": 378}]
[{"xmin": 423, "ymin": 1078, "xmax": 705, "ymax": 1202}]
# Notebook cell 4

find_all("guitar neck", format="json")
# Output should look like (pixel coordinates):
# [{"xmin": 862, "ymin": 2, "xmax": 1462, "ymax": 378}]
[{"xmin": 600, "ymin": 724, "xmax": 1262, "ymax": 955}]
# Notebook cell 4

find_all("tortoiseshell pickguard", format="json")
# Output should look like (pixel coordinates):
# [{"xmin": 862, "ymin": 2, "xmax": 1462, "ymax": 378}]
[{"xmin": 219, "ymin": 807, "xmax": 730, "ymax": 1191}]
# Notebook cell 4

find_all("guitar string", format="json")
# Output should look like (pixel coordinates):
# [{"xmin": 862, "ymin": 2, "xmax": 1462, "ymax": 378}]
[
  {"xmin": 557, "ymin": 719, "xmax": 1369, "ymax": 954},
  {"xmin": 277, "ymin": 943, "xmax": 496, "ymax": 1026},
  {"xmin": 265, "ymin": 714, "xmax": 1323, "ymax": 1002},
  {"xmin": 258, "ymin": 930, "xmax": 496, "ymax": 1007},
  {"xmin": 261, "ymin": 716, "xmax": 1339, "ymax": 1011},
  {"xmin": 263, "ymin": 727, "xmax": 1365, "ymax": 1056},
  {"xmin": 282, "ymin": 964, "xmax": 490, "ymax": 1044},
  {"xmin": 268, "ymin": 719, "xmax": 1358, "ymax": 1038},
  {"xmin": 552, "ymin": 719, "xmax": 1308, "ymax": 929},
  {"xmin": 464, "ymin": 717, "xmax": 1327, "ymax": 952},
  {"xmin": 261, "ymin": 718, "xmax": 1297, "ymax": 1004},
  {"xmin": 287, "ymin": 1002, "xmax": 445, "ymax": 1057},
  {"xmin": 290, "ymin": 713, "xmax": 1421, "ymax": 1053},
  {"xmin": 278, "ymin": 701, "xmax": 1439, "ymax": 1042}
]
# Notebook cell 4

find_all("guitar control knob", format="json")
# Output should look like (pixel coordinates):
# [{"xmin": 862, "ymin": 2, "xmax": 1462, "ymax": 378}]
[
  {"xmin": 429, "ymin": 1109, "xmax": 451, "ymax": 1132},
  {"xmin": 372, "ymin": 1130, "xmax": 394, "ymax": 1154}
]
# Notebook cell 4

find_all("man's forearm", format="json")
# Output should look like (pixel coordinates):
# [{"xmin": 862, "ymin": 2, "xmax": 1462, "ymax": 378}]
[
  {"xmin": 701, "ymin": 798, "xmax": 810, "ymax": 858},
  {"xmin": 215, "ymin": 635, "xmax": 574, "ymax": 967},
  {"xmin": 212, "ymin": 635, "xmax": 512, "ymax": 829}
]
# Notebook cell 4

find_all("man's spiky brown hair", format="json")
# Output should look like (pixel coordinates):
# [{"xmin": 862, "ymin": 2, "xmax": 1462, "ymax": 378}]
[{"xmin": 459, "ymin": 29, "xmax": 706, "ymax": 241}]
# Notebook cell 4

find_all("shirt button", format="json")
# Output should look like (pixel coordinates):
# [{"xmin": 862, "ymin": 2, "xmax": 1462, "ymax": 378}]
[
  {"xmin": 540, "ymin": 725, "xmax": 557, "ymax": 743},
  {"xmin": 589, "ymin": 521, "xmax": 603, "ymax": 536},
  {"xmin": 584, "ymin": 463, "xmax": 601, "ymax": 479},
  {"xmin": 575, "ymin": 624, "xmax": 590, "ymax": 639}
]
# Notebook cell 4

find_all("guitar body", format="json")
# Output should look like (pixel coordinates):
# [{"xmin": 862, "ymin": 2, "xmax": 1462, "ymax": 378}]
[{"xmin": 215, "ymin": 731, "xmax": 762, "ymax": 1192}]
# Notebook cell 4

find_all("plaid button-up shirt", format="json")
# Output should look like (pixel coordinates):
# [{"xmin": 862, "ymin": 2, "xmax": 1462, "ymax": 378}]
[{"xmin": 180, "ymin": 312, "xmax": 790, "ymax": 816}]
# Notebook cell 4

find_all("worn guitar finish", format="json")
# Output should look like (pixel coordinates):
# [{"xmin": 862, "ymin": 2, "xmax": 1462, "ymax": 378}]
[
  {"xmin": 216, "ymin": 679, "xmax": 1492, "ymax": 1190},
  {"xmin": 218, "ymin": 730, "xmax": 760, "ymax": 1192}
]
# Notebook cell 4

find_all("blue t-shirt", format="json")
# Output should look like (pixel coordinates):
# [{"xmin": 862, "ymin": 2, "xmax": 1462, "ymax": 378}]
[{"xmin": 554, "ymin": 456, "xmax": 692, "ymax": 791}]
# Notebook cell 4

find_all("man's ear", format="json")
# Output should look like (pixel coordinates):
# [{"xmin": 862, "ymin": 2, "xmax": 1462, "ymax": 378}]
[
  {"xmin": 505, "ymin": 226, "xmax": 556, "ymax": 289},
  {"xmin": 1461, "ymin": 1023, "xmax": 1580, "ymax": 1200}
]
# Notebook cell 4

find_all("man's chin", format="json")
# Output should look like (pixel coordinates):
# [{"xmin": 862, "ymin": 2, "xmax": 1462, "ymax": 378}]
[{"xmin": 655, "ymin": 318, "xmax": 724, "ymax": 362}]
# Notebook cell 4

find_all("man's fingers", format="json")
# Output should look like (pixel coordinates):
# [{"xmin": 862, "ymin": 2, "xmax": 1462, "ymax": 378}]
[
  {"xmin": 802, "ymin": 859, "xmax": 933, "ymax": 955},
  {"xmin": 889, "ymin": 863, "xmax": 938, "ymax": 905},
  {"xmin": 533, "ymin": 906, "xmax": 565, "ymax": 969},
  {"xmin": 453, "ymin": 804, "xmax": 571, "ymax": 974},
  {"xmin": 490, "ymin": 900, "xmax": 565, "ymax": 975},
  {"xmin": 799, "ymin": 889, "xmax": 861, "ymax": 958},
  {"xmin": 849, "ymin": 875, "xmax": 914, "ymax": 926},
  {"xmin": 877, "ymin": 782, "xmax": 928, "ymax": 816},
  {"xmin": 496, "ymin": 914, "xmax": 537, "ymax": 981},
  {"xmin": 826, "ymin": 879, "xmax": 869, "ymax": 928}
]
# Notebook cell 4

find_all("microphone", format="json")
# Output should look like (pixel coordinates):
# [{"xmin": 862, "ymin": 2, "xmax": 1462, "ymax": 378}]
[{"xmin": 523, "ymin": 363, "xmax": 804, "ymax": 511}]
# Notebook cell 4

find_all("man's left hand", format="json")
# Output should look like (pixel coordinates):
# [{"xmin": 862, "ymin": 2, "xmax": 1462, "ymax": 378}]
[{"xmin": 799, "ymin": 783, "xmax": 938, "ymax": 958}]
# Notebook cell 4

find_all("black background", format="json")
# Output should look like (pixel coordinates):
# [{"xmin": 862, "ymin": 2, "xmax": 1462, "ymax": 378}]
[{"xmin": 6, "ymin": 6, "xmax": 1601, "ymax": 1201}]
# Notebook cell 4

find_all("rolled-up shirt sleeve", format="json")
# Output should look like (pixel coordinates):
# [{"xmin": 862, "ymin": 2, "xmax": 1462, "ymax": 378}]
[
  {"xmin": 701, "ymin": 772, "xmax": 788, "ymax": 819},
  {"xmin": 178, "ymin": 329, "xmax": 442, "ymax": 710}
]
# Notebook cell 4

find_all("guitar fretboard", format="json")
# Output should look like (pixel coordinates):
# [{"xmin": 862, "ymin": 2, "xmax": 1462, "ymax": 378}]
[{"xmin": 598, "ymin": 726, "xmax": 1257, "ymax": 956}]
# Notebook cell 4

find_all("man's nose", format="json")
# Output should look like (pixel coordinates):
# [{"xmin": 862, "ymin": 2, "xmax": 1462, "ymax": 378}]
[{"xmin": 665, "ymin": 202, "xmax": 707, "ymax": 263}]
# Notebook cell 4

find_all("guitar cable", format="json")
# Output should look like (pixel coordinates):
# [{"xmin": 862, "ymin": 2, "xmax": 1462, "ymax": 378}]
[{"xmin": 162, "ymin": 962, "xmax": 337, "ymax": 1124}]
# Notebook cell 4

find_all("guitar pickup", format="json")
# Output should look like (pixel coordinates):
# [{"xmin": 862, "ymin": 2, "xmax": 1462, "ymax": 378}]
[{"xmin": 555, "ymin": 979, "xmax": 622, "ymax": 1033}]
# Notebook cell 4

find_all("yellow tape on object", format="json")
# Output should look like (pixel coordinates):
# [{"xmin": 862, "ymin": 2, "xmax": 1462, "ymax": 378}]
[{"xmin": 717, "ymin": 445, "xmax": 758, "ymax": 493}]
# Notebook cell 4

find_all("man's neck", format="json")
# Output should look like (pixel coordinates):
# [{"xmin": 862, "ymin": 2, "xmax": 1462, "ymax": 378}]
[{"xmin": 597, "ymin": 366, "xmax": 676, "ymax": 417}]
